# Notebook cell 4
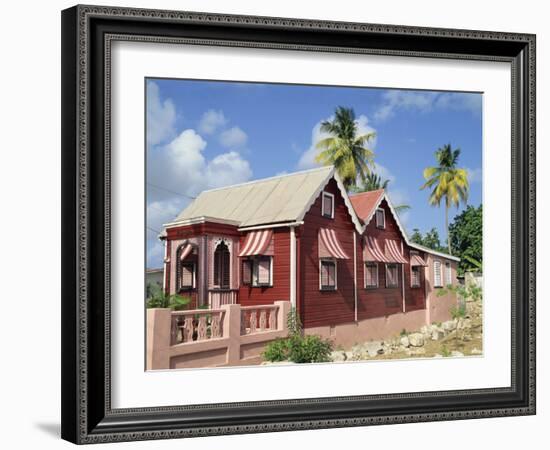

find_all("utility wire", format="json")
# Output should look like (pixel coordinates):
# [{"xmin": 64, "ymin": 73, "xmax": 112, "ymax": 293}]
[
  {"xmin": 147, "ymin": 183, "xmax": 196, "ymax": 199},
  {"xmin": 146, "ymin": 226, "xmax": 162, "ymax": 235}
]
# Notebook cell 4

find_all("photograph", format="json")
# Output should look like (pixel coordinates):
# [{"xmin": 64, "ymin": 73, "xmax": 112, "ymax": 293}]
[{"xmin": 145, "ymin": 79, "xmax": 484, "ymax": 370}]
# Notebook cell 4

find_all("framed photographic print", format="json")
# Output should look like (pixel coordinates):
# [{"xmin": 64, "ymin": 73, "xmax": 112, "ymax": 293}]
[{"xmin": 61, "ymin": 4, "xmax": 536, "ymax": 444}]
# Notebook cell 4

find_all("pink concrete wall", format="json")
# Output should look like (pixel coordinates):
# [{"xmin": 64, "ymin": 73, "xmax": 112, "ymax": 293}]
[
  {"xmin": 424, "ymin": 253, "xmax": 459, "ymax": 324},
  {"xmin": 146, "ymin": 301, "xmax": 291, "ymax": 370},
  {"xmin": 305, "ymin": 309, "xmax": 426, "ymax": 348}
]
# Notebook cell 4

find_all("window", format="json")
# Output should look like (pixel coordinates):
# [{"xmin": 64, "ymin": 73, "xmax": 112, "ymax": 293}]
[
  {"xmin": 178, "ymin": 262, "xmax": 195, "ymax": 290},
  {"xmin": 242, "ymin": 257, "xmax": 273, "ymax": 287},
  {"xmin": 365, "ymin": 262, "xmax": 379, "ymax": 288},
  {"xmin": 445, "ymin": 261, "xmax": 453, "ymax": 286},
  {"xmin": 213, "ymin": 242, "xmax": 231, "ymax": 289},
  {"xmin": 253, "ymin": 256, "xmax": 272, "ymax": 286},
  {"xmin": 375, "ymin": 208, "xmax": 385, "ymax": 228},
  {"xmin": 433, "ymin": 260, "xmax": 442, "ymax": 287},
  {"xmin": 320, "ymin": 259, "xmax": 337, "ymax": 290},
  {"xmin": 385, "ymin": 264, "xmax": 399, "ymax": 288},
  {"xmin": 411, "ymin": 266, "xmax": 421, "ymax": 288},
  {"xmin": 242, "ymin": 259, "xmax": 252, "ymax": 285},
  {"xmin": 321, "ymin": 191, "xmax": 334, "ymax": 219}
]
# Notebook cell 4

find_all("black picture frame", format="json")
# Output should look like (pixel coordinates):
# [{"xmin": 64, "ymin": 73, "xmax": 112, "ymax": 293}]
[{"xmin": 61, "ymin": 4, "xmax": 536, "ymax": 444}]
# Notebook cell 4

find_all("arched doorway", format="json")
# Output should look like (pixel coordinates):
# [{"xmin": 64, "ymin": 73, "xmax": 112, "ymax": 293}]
[{"xmin": 213, "ymin": 241, "xmax": 231, "ymax": 289}]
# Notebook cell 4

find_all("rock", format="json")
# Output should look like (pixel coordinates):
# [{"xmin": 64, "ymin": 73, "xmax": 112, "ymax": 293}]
[
  {"xmin": 408, "ymin": 333, "xmax": 425, "ymax": 347},
  {"xmin": 400, "ymin": 336, "xmax": 410, "ymax": 348},
  {"xmin": 457, "ymin": 318, "xmax": 471, "ymax": 330},
  {"xmin": 462, "ymin": 334, "xmax": 472, "ymax": 342},
  {"xmin": 407, "ymin": 347, "xmax": 426, "ymax": 356},
  {"xmin": 365, "ymin": 341, "xmax": 385, "ymax": 357},
  {"xmin": 442, "ymin": 320, "xmax": 457, "ymax": 332},
  {"xmin": 433, "ymin": 354, "xmax": 443, "ymax": 358},
  {"xmin": 351, "ymin": 344, "xmax": 371, "ymax": 360},
  {"xmin": 420, "ymin": 325, "xmax": 431, "ymax": 336},
  {"xmin": 261, "ymin": 360, "xmax": 293, "ymax": 365},
  {"xmin": 331, "ymin": 351, "xmax": 347, "ymax": 362},
  {"xmin": 451, "ymin": 351, "xmax": 464, "ymax": 357},
  {"xmin": 431, "ymin": 329, "xmax": 445, "ymax": 341},
  {"xmin": 470, "ymin": 348, "xmax": 483, "ymax": 355}
]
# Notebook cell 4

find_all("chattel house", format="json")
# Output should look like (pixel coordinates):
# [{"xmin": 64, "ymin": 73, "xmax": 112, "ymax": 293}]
[{"xmin": 160, "ymin": 166, "xmax": 459, "ymax": 346}]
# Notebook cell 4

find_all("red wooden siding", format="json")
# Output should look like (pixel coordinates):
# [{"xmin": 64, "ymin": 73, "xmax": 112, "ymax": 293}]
[
  {"xmin": 238, "ymin": 228, "xmax": 291, "ymax": 307},
  {"xmin": 356, "ymin": 199, "xmax": 427, "ymax": 321},
  {"xmin": 166, "ymin": 221, "xmax": 241, "ymax": 240},
  {"xmin": 298, "ymin": 179, "xmax": 356, "ymax": 328}
]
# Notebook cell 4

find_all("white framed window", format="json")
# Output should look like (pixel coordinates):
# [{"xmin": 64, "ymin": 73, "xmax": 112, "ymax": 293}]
[
  {"xmin": 179, "ymin": 262, "xmax": 196, "ymax": 290},
  {"xmin": 243, "ymin": 256, "xmax": 273, "ymax": 287},
  {"xmin": 319, "ymin": 258, "xmax": 337, "ymax": 290},
  {"xmin": 321, "ymin": 191, "xmax": 335, "ymax": 219},
  {"xmin": 365, "ymin": 262, "xmax": 379, "ymax": 288},
  {"xmin": 411, "ymin": 266, "xmax": 421, "ymax": 288},
  {"xmin": 385, "ymin": 263, "xmax": 399, "ymax": 288},
  {"xmin": 445, "ymin": 261, "xmax": 453, "ymax": 286},
  {"xmin": 434, "ymin": 260, "xmax": 443, "ymax": 287},
  {"xmin": 375, "ymin": 208, "xmax": 385, "ymax": 228}
]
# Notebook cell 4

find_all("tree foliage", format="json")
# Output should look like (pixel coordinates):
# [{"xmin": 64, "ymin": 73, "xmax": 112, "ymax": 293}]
[
  {"xmin": 315, "ymin": 106, "xmax": 375, "ymax": 189},
  {"xmin": 409, "ymin": 227, "xmax": 446, "ymax": 252},
  {"xmin": 421, "ymin": 143, "xmax": 469, "ymax": 254},
  {"xmin": 449, "ymin": 204, "xmax": 482, "ymax": 274}
]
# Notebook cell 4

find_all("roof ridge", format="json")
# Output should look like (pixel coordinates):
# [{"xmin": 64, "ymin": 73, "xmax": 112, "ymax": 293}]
[{"xmin": 200, "ymin": 165, "xmax": 333, "ymax": 194}]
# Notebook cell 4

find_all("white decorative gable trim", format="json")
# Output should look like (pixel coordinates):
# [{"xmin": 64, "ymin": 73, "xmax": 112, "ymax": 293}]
[{"xmin": 296, "ymin": 167, "xmax": 365, "ymax": 234}]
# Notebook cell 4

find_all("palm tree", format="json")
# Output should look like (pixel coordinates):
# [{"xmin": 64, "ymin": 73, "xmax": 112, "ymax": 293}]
[
  {"xmin": 315, "ymin": 107, "xmax": 375, "ymax": 189},
  {"xmin": 355, "ymin": 172, "xmax": 389, "ymax": 191},
  {"xmin": 351, "ymin": 172, "xmax": 411, "ymax": 213},
  {"xmin": 420, "ymin": 144, "xmax": 469, "ymax": 254}
]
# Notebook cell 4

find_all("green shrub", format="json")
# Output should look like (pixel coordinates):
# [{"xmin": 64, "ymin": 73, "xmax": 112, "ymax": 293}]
[
  {"xmin": 145, "ymin": 284, "xmax": 191, "ymax": 310},
  {"xmin": 287, "ymin": 335, "xmax": 333, "ymax": 363},
  {"xmin": 262, "ymin": 309, "xmax": 333, "ymax": 364},
  {"xmin": 450, "ymin": 304, "xmax": 467, "ymax": 320},
  {"xmin": 262, "ymin": 338, "xmax": 290, "ymax": 362}
]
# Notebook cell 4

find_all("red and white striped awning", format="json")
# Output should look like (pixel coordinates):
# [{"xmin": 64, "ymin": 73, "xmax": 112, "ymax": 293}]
[
  {"xmin": 385, "ymin": 240, "xmax": 407, "ymax": 264},
  {"xmin": 410, "ymin": 253, "xmax": 427, "ymax": 266},
  {"xmin": 238, "ymin": 230, "xmax": 273, "ymax": 257},
  {"xmin": 179, "ymin": 243, "xmax": 193, "ymax": 261},
  {"xmin": 319, "ymin": 228, "xmax": 349, "ymax": 259},
  {"xmin": 364, "ymin": 236, "xmax": 389, "ymax": 262}
]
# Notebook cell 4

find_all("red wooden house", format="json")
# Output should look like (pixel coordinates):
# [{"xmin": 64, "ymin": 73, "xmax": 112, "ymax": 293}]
[{"xmin": 161, "ymin": 166, "xmax": 459, "ymax": 345}]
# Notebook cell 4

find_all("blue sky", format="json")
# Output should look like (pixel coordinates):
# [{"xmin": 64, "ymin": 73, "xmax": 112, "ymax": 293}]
[{"xmin": 146, "ymin": 78, "xmax": 482, "ymax": 269}]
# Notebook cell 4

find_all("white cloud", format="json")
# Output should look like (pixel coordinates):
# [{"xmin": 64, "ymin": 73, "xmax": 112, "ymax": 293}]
[
  {"xmin": 219, "ymin": 126, "xmax": 248, "ymax": 148},
  {"xmin": 205, "ymin": 151, "xmax": 252, "ymax": 189},
  {"xmin": 466, "ymin": 167, "xmax": 482, "ymax": 184},
  {"xmin": 146, "ymin": 198, "xmax": 185, "ymax": 268},
  {"xmin": 148, "ymin": 128, "xmax": 252, "ymax": 202},
  {"xmin": 147, "ymin": 128, "xmax": 252, "ymax": 267},
  {"xmin": 297, "ymin": 115, "xmax": 376, "ymax": 170},
  {"xmin": 372, "ymin": 163, "xmax": 395, "ymax": 185},
  {"xmin": 198, "ymin": 109, "xmax": 228, "ymax": 135},
  {"xmin": 374, "ymin": 90, "xmax": 482, "ymax": 122},
  {"xmin": 146, "ymin": 81, "xmax": 176, "ymax": 146}
]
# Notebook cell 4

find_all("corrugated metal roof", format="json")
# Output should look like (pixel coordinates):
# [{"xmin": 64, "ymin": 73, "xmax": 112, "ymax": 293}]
[{"xmin": 174, "ymin": 166, "xmax": 335, "ymax": 227}]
